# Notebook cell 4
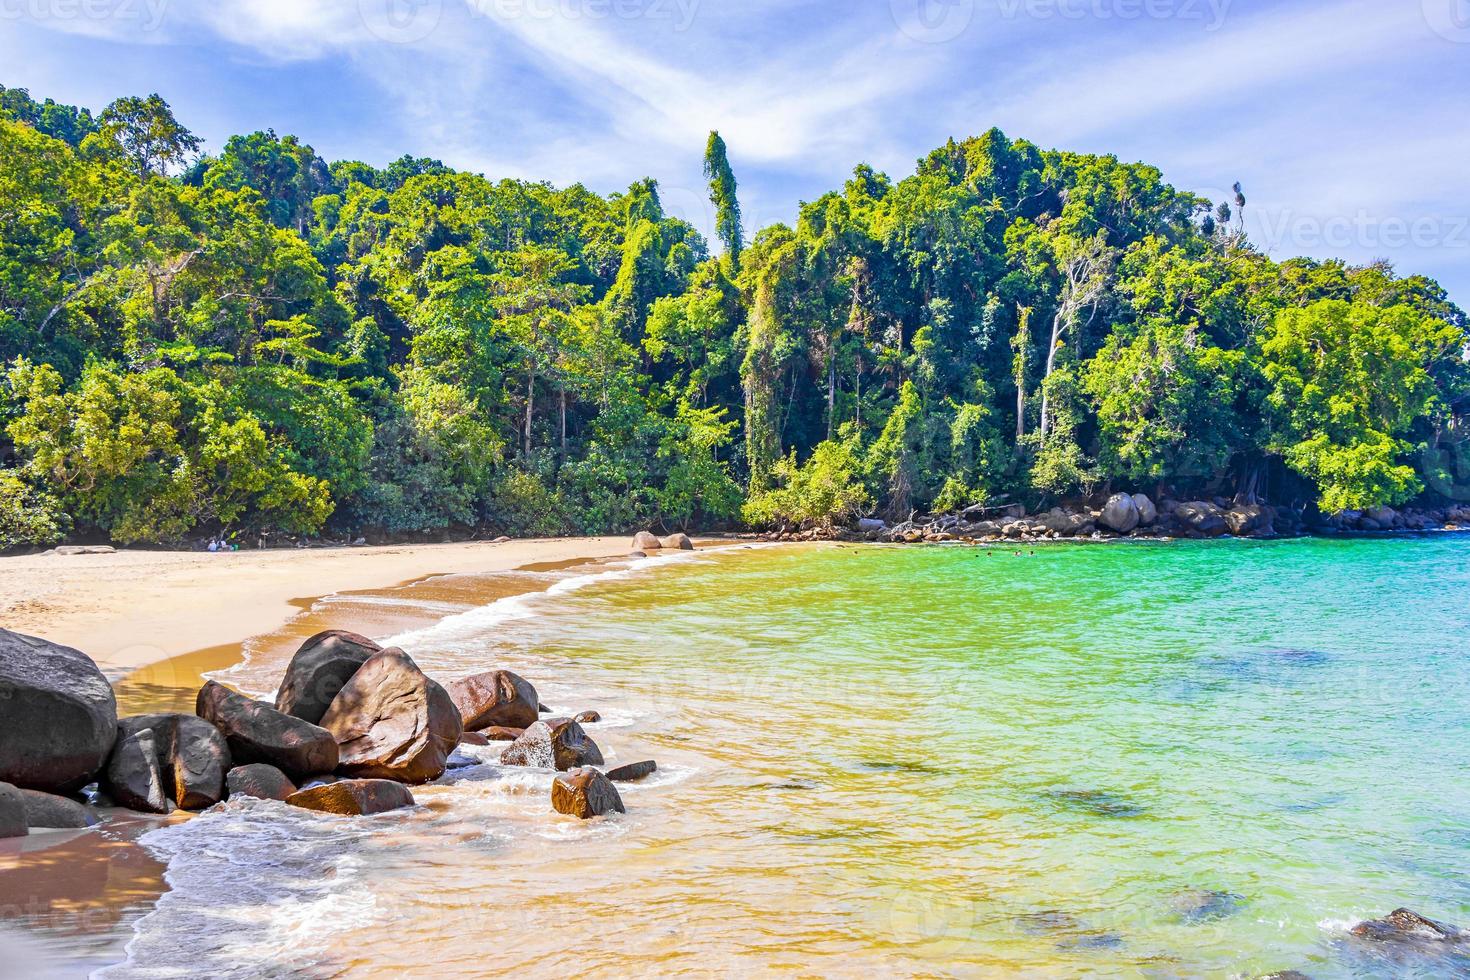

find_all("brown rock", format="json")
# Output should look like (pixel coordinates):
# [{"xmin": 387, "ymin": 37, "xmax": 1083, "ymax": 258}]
[
  {"xmin": 197, "ymin": 681, "xmax": 338, "ymax": 780},
  {"xmin": 480, "ymin": 726, "xmax": 525, "ymax": 741},
  {"xmin": 0, "ymin": 782, "xmax": 27, "ymax": 838},
  {"xmin": 458, "ymin": 732, "xmax": 491, "ymax": 747},
  {"xmin": 631, "ymin": 531, "xmax": 662, "ymax": 551},
  {"xmin": 1350, "ymin": 907, "xmax": 1465, "ymax": 944},
  {"xmin": 500, "ymin": 719, "xmax": 604, "ymax": 771},
  {"xmin": 605, "ymin": 760, "xmax": 657, "ymax": 782},
  {"xmin": 274, "ymin": 630, "xmax": 381, "ymax": 725},
  {"xmin": 226, "ymin": 763, "xmax": 297, "ymax": 802},
  {"xmin": 444, "ymin": 670, "xmax": 539, "ymax": 731},
  {"xmin": 286, "ymin": 779, "xmax": 415, "ymax": 816},
  {"xmin": 105, "ymin": 727, "xmax": 169, "ymax": 814},
  {"xmin": 0, "ymin": 629, "xmax": 118, "ymax": 793},
  {"xmin": 573, "ymin": 710, "xmax": 601, "ymax": 724},
  {"xmin": 551, "ymin": 767, "xmax": 625, "ymax": 818},
  {"xmin": 18, "ymin": 788, "xmax": 93, "ymax": 828},
  {"xmin": 115, "ymin": 714, "xmax": 230, "ymax": 810},
  {"xmin": 660, "ymin": 533, "xmax": 694, "ymax": 550},
  {"xmin": 319, "ymin": 648, "xmax": 462, "ymax": 783}
]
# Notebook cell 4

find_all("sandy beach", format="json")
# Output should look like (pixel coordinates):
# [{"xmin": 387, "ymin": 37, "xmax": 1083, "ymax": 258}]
[{"xmin": 0, "ymin": 538, "xmax": 633, "ymax": 675}]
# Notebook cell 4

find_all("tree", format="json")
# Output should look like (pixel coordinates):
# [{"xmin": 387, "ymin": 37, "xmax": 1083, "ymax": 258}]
[
  {"xmin": 89, "ymin": 94, "xmax": 201, "ymax": 177},
  {"xmin": 704, "ymin": 131, "xmax": 744, "ymax": 270}
]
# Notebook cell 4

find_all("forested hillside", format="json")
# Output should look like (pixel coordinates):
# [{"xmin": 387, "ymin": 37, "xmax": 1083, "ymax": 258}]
[{"xmin": 2, "ymin": 85, "xmax": 1467, "ymax": 548}]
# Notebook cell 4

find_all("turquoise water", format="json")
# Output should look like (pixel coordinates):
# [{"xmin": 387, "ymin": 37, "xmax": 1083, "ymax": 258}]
[{"xmin": 104, "ymin": 537, "xmax": 1470, "ymax": 978}]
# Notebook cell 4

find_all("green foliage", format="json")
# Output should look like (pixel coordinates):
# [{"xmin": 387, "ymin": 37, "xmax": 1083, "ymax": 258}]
[
  {"xmin": 703, "ymin": 132, "xmax": 743, "ymax": 269},
  {"xmin": 743, "ymin": 437, "xmax": 872, "ymax": 530},
  {"xmin": 0, "ymin": 469, "xmax": 68, "ymax": 550}
]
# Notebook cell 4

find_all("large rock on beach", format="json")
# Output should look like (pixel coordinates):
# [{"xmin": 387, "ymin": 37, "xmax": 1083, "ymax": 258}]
[
  {"xmin": 1131, "ymin": 493, "xmax": 1158, "ymax": 526},
  {"xmin": 274, "ymin": 630, "xmax": 380, "ymax": 725},
  {"xmin": 0, "ymin": 782, "xmax": 27, "ymax": 838},
  {"xmin": 445, "ymin": 670, "xmax": 540, "ymax": 731},
  {"xmin": 287, "ymin": 779, "xmax": 415, "ymax": 816},
  {"xmin": 500, "ymin": 719, "xmax": 604, "ymax": 771},
  {"xmin": 18, "ymin": 788, "xmax": 93, "ymax": 828},
  {"xmin": 606, "ymin": 760, "xmax": 657, "ymax": 782},
  {"xmin": 1224, "ymin": 504, "xmax": 1273, "ymax": 537},
  {"xmin": 105, "ymin": 727, "xmax": 169, "ymax": 814},
  {"xmin": 1099, "ymin": 493, "xmax": 1141, "ymax": 534},
  {"xmin": 197, "ymin": 681, "xmax": 338, "ymax": 780},
  {"xmin": 481, "ymin": 726, "xmax": 525, "ymax": 741},
  {"xmin": 660, "ymin": 533, "xmax": 694, "ymax": 550},
  {"xmin": 115, "ymin": 714, "xmax": 231, "ymax": 810},
  {"xmin": 0, "ymin": 630, "xmax": 118, "ymax": 793},
  {"xmin": 319, "ymin": 648, "xmax": 462, "ymax": 783},
  {"xmin": 1175, "ymin": 501, "xmax": 1229, "ymax": 537},
  {"xmin": 551, "ymin": 767, "xmax": 625, "ymax": 819},
  {"xmin": 631, "ymin": 531, "xmax": 662, "ymax": 551},
  {"xmin": 226, "ymin": 763, "xmax": 297, "ymax": 802}
]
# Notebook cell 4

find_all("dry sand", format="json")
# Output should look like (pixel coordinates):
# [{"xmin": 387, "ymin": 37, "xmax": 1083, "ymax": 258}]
[{"xmin": 0, "ymin": 538, "xmax": 632, "ymax": 675}]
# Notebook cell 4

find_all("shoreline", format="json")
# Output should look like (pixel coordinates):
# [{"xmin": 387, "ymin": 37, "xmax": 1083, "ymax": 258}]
[{"xmin": 0, "ymin": 537, "xmax": 641, "ymax": 678}]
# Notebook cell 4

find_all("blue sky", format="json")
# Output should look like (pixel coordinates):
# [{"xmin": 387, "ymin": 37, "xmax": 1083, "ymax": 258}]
[{"xmin": 3, "ymin": 0, "xmax": 1467, "ymax": 300}]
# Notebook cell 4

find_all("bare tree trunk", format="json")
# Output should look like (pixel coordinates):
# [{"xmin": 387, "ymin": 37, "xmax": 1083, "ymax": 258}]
[
  {"xmin": 826, "ymin": 348, "xmax": 836, "ymax": 440},
  {"xmin": 1038, "ymin": 313, "xmax": 1064, "ymax": 439},
  {"xmin": 559, "ymin": 388, "xmax": 568, "ymax": 466},
  {"xmin": 524, "ymin": 367, "xmax": 536, "ymax": 459}
]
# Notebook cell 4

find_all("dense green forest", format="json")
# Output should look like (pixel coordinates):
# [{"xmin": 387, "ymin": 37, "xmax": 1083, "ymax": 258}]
[{"xmin": 2, "ymin": 85, "xmax": 1467, "ymax": 548}]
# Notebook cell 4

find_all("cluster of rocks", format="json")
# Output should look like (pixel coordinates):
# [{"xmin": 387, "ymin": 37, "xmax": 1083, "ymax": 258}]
[
  {"xmin": 750, "ymin": 494, "xmax": 1470, "ymax": 544},
  {"xmin": 629, "ymin": 530, "xmax": 694, "ymax": 555},
  {"xmin": 0, "ymin": 627, "xmax": 655, "ymax": 833}
]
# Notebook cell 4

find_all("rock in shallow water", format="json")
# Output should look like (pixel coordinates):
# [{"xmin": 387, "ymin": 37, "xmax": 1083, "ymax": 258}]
[
  {"xmin": 551, "ymin": 767, "xmax": 625, "ymax": 818},
  {"xmin": 319, "ymin": 648, "xmax": 462, "ymax": 784},
  {"xmin": 286, "ymin": 779, "xmax": 415, "ymax": 816},
  {"xmin": 1350, "ymin": 908, "xmax": 1465, "ymax": 944},
  {"xmin": 500, "ymin": 719, "xmax": 603, "ymax": 771},
  {"xmin": 105, "ymin": 727, "xmax": 169, "ymax": 814},
  {"xmin": 445, "ymin": 669, "xmax": 540, "ymax": 730},
  {"xmin": 226, "ymin": 763, "xmax": 297, "ymax": 802},
  {"xmin": 605, "ymin": 761, "xmax": 657, "ymax": 782},
  {"xmin": 114, "ymin": 714, "xmax": 230, "ymax": 810},
  {"xmin": 274, "ymin": 630, "xmax": 380, "ymax": 725},
  {"xmin": 197, "ymin": 681, "xmax": 338, "ymax": 780},
  {"xmin": 0, "ymin": 629, "xmax": 118, "ymax": 794}
]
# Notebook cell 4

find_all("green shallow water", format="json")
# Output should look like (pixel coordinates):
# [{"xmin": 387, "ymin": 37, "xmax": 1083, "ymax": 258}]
[{"xmin": 503, "ymin": 537, "xmax": 1470, "ymax": 977}]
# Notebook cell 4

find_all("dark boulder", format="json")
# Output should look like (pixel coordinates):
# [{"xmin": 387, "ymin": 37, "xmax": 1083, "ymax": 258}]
[
  {"xmin": 500, "ymin": 719, "xmax": 603, "ymax": 771},
  {"xmin": 1350, "ymin": 908, "xmax": 1465, "ymax": 944},
  {"xmin": 319, "ymin": 648, "xmax": 462, "ymax": 783},
  {"xmin": 115, "ymin": 714, "xmax": 230, "ymax": 810},
  {"xmin": 0, "ymin": 630, "xmax": 118, "ymax": 793},
  {"xmin": 197, "ymin": 681, "xmax": 338, "ymax": 780},
  {"xmin": 1099, "ymin": 493, "xmax": 1141, "ymax": 534},
  {"xmin": 0, "ymin": 782, "xmax": 27, "ymax": 838},
  {"xmin": 606, "ymin": 760, "xmax": 657, "ymax": 782},
  {"xmin": 551, "ymin": 767, "xmax": 625, "ymax": 818},
  {"xmin": 18, "ymin": 788, "xmax": 93, "ymax": 828},
  {"xmin": 660, "ymin": 533, "xmax": 694, "ymax": 550},
  {"xmin": 226, "ymin": 763, "xmax": 297, "ymax": 802},
  {"xmin": 573, "ymin": 710, "xmax": 601, "ymax": 724},
  {"xmin": 1175, "ymin": 501, "xmax": 1229, "ymax": 537},
  {"xmin": 1225, "ymin": 504, "xmax": 1274, "ymax": 537},
  {"xmin": 444, "ymin": 670, "xmax": 540, "ymax": 731},
  {"xmin": 459, "ymin": 732, "xmax": 490, "ymax": 747},
  {"xmin": 1131, "ymin": 493, "xmax": 1158, "ymax": 526},
  {"xmin": 105, "ymin": 727, "xmax": 169, "ymax": 814},
  {"xmin": 287, "ymin": 779, "xmax": 415, "ymax": 816},
  {"xmin": 480, "ymin": 726, "xmax": 525, "ymax": 741},
  {"xmin": 274, "ymin": 630, "xmax": 380, "ymax": 725}
]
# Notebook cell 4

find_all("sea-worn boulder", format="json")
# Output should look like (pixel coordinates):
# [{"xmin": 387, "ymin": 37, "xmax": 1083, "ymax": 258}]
[
  {"xmin": 1131, "ymin": 493, "xmax": 1158, "ymax": 526},
  {"xmin": 574, "ymin": 710, "xmax": 601, "ymax": 724},
  {"xmin": 105, "ymin": 727, "xmax": 169, "ymax": 814},
  {"xmin": 115, "ymin": 714, "xmax": 231, "ymax": 810},
  {"xmin": 225, "ymin": 763, "xmax": 297, "ymax": 802},
  {"xmin": 274, "ymin": 630, "xmax": 380, "ymax": 725},
  {"xmin": 481, "ymin": 726, "xmax": 525, "ymax": 741},
  {"xmin": 444, "ymin": 670, "xmax": 540, "ymax": 731},
  {"xmin": 1350, "ymin": 908, "xmax": 1466, "ymax": 944},
  {"xmin": 0, "ymin": 630, "xmax": 118, "ymax": 793},
  {"xmin": 631, "ymin": 531, "xmax": 662, "ymax": 551},
  {"xmin": 0, "ymin": 782, "xmax": 27, "ymax": 838},
  {"xmin": 459, "ymin": 732, "xmax": 490, "ymax": 747},
  {"xmin": 1038, "ymin": 507, "xmax": 1086, "ymax": 536},
  {"xmin": 1366, "ymin": 505, "xmax": 1399, "ymax": 528},
  {"xmin": 606, "ymin": 760, "xmax": 657, "ymax": 782},
  {"xmin": 1225, "ymin": 504, "xmax": 1274, "ymax": 537},
  {"xmin": 500, "ymin": 719, "xmax": 604, "ymax": 771},
  {"xmin": 1175, "ymin": 501, "xmax": 1229, "ymax": 537},
  {"xmin": 18, "ymin": 788, "xmax": 93, "ymax": 829},
  {"xmin": 319, "ymin": 648, "xmax": 462, "ymax": 783},
  {"xmin": 1099, "ymin": 493, "xmax": 1141, "ymax": 534},
  {"xmin": 286, "ymin": 779, "xmax": 415, "ymax": 816},
  {"xmin": 197, "ymin": 681, "xmax": 338, "ymax": 780},
  {"xmin": 857, "ymin": 518, "xmax": 886, "ymax": 533},
  {"xmin": 660, "ymin": 533, "xmax": 694, "ymax": 550},
  {"xmin": 551, "ymin": 767, "xmax": 625, "ymax": 818}
]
